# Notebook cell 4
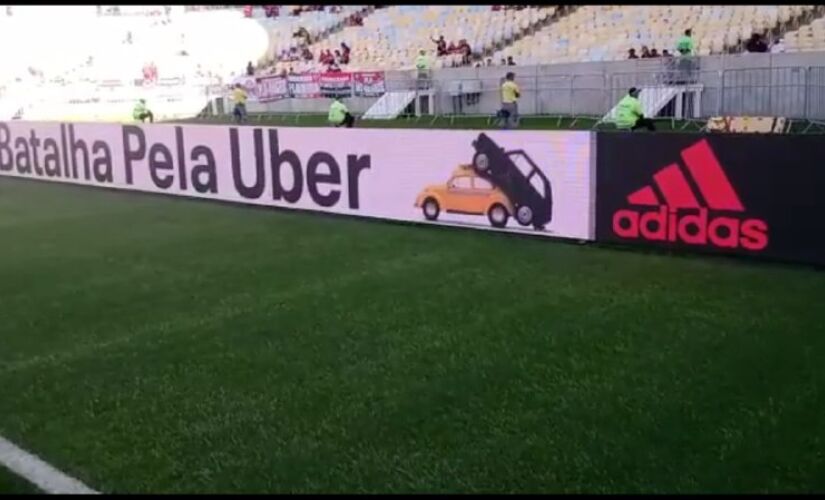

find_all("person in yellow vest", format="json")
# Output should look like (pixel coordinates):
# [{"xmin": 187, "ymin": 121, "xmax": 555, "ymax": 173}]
[
  {"xmin": 328, "ymin": 97, "xmax": 354, "ymax": 128},
  {"xmin": 499, "ymin": 72, "xmax": 520, "ymax": 129},
  {"xmin": 415, "ymin": 49, "xmax": 431, "ymax": 89},
  {"xmin": 231, "ymin": 83, "xmax": 248, "ymax": 124},
  {"xmin": 615, "ymin": 87, "xmax": 655, "ymax": 131}
]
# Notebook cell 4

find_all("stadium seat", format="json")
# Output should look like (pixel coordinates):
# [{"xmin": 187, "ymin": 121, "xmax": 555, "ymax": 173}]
[{"xmin": 490, "ymin": 5, "xmax": 820, "ymax": 64}]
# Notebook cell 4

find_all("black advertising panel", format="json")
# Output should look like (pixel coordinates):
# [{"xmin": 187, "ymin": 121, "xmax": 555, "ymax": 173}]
[{"xmin": 596, "ymin": 133, "xmax": 825, "ymax": 266}]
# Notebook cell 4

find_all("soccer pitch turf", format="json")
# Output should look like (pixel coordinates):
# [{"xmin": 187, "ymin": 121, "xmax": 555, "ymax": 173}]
[{"xmin": 1, "ymin": 177, "xmax": 824, "ymax": 493}]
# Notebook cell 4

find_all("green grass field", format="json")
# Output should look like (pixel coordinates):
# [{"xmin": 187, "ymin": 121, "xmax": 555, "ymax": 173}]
[
  {"xmin": 176, "ymin": 113, "xmax": 703, "ymax": 132},
  {"xmin": 0, "ymin": 467, "xmax": 40, "ymax": 494},
  {"xmin": 173, "ymin": 113, "xmax": 825, "ymax": 135},
  {"xmin": 1, "ymin": 177, "xmax": 824, "ymax": 493}
]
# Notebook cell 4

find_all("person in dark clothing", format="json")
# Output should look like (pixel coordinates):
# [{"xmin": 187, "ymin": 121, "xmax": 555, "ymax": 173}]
[
  {"xmin": 246, "ymin": 61, "xmax": 255, "ymax": 76},
  {"xmin": 340, "ymin": 42, "xmax": 351, "ymax": 64},
  {"xmin": 431, "ymin": 35, "xmax": 447, "ymax": 56},
  {"xmin": 746, "ymin": 33, "xmax": 769, "ymax": 53},
  {"xmin": 628, "ymin": 48, "xmax": 638, "ymax": 59}
]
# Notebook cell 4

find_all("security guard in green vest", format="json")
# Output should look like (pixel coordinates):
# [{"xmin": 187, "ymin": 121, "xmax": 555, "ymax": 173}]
[
  {"xmin": 133, "ymin": 99, "xmax": 154, "ymax": 123},
  {"xmin": 328, "ymin": 97, "xmax": 354, "ymax": 128},
  {"xmin": 415, "ymin": 49, "xmax": 431, "ymax": 89},
  {"xmin": 615, "ymin": 87, "xmax": 655, "ymax": 131}
]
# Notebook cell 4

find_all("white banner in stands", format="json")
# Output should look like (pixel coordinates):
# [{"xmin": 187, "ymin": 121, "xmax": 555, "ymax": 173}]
[{"xmin": 0, "ymin": 122, "xmax": 595, "ymax": 240}]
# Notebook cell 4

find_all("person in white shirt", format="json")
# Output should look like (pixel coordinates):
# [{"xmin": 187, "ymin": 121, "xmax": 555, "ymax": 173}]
[{"xmin": 771, "ymin": 38, "xmax": 786, "ymax": 54}]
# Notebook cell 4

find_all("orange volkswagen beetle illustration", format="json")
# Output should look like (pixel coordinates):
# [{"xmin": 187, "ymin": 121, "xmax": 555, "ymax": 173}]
[{"xmin": 414, "ymin": 165, "xmax": 514, "ymax": 228}]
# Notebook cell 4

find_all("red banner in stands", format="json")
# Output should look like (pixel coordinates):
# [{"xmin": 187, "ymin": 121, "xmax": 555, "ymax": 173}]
[
  {"xmin": 287, "ymin": 74, "xmax": 321, "ymax": 98},
  {"xmin": 353, "ymin": 71, "xmax": 386, "ymax": 97},
  {"xmin": 232, "ymin": 72, "xmax": 386, "ymax": 101},
  {"xmin": 255, "ymin": 75, "xmax": 289, "ymax": 102},
  {"xmin": 318, "ymin": 72, "xmax": 352, "ymax": 98}
]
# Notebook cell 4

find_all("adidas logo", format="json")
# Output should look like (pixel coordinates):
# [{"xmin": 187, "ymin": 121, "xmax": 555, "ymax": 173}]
[{"xmin": 612, "ymin": 139, "xmax": 769, "ymax": 251}]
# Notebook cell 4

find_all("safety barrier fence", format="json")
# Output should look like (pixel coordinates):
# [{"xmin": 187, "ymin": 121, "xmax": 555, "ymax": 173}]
[
  {"xmin": 1, "ymin": 121, "xmax": 824, "ymax": 267},
  {"xmin": 211, "ymin": 62, "xmax": 825, "ymax": 122},
  {"xmin": 5, "ymin": 61, "xmax": 825, "ymax": 122}
]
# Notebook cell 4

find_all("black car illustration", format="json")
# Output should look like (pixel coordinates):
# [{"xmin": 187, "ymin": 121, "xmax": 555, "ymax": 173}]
[{"xmin": 470, "ymin": 133, "xmax": 553, "ymax": 230}]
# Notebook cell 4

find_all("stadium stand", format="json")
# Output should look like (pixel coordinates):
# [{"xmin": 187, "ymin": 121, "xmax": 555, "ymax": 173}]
[
  {"xmin": 256, "ymin": 5, "xmax": 370, "ymax": 75},
  {"xmin": 492, "ymin": 5, "xmax": 821, "ymax": 64},
  {"xmin": 288, "ymin": 5, "xmax": 558, "ymax": 73},
  {"xmin": 3, "ymin": 5, "xmax": 825, "ymax": 123},
  {"xmin": 784, "ymin": 11, "xmax": 825, "ymax": 52}
]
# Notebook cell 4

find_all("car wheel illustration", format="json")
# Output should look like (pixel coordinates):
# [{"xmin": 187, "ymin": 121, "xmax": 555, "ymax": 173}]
[
  {"xmin": 515, "ymin": 205, "xmax": 533, "ymax": 226},
  {"xmin": 422, "ymin": 198, "xmax": 440, "ymax": 221},
  {"xmin": 472, "ymin": 152, "xmax": 490, "ymax": 173},
  {"xmin": 487, "ymin": 203, "xmax": 509, "ymax": 228}
]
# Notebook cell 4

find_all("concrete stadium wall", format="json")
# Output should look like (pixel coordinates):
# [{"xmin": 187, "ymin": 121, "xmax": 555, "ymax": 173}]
[{"xmin": 245, "ymin": 51, "xmax": 825, "ymax": 119}]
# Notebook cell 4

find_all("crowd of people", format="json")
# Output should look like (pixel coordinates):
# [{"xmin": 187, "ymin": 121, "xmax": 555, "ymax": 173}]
[
  {"xmin": 431, "ymin": 35, "xmax": 473, "ymax": 65},
  {"xmin": 627, "ymin": 47, "xmax": 674, "ymax": 59},
  {"xmin": 627, "ymin": 28, "xmax": 786, "ymax": 59},
  {"xmin": 745, "ymin": 32, "xmax": 786, "ymax": 53},
  {"xmin": 491, "ymin": 5, "xmax": 532, "ymax": 12},
  {"xmin": 626, "ymin": 28, "xmax": 694, "ymax": 60},
  {"xmin": 468, "ymin": 56, "xmax": 517, "ymax": 68},
  {"xmin": 243, "ymin": 5, "xmax": 347, "ymax": 18},
  {"xmin": 271, "ymin": 41, "xmax": 351, "ymax": 71}
]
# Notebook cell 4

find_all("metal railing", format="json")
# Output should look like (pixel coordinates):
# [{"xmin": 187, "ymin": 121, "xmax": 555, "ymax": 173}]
[{"xmin": 383, "ymin": 61, "xmax": 825, "ymax": 121}]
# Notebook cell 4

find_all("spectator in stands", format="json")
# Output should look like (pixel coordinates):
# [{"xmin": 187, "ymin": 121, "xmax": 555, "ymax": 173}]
[
  {"xmin": 340, "ymin": 43, "xmax": 351, "ymax": 64},
  {"xmin": 486, "ymin": 58, "xmax": 493, "ymax": 66},
  {"xmin": 431, "ymin": 35, "xmax": 447, "ymax": 57},
  {"xmin": 650, "ymin": 48, "xmax": 660, "ymax": 58},
  {"xmin": 640, "ymin": 45, "xmax": 652, "ymax": 58},
  {"xmin": 328, "ymin": 62, "xmax": 343, "ymax": 73},
  {"xmin": 771, "ymin": 37, "xmax": 786, "ymax": 54},
  {"xmin": 459, "ymin": 39, "xmax": 472, "ymax": 64},
  {"xmin": 447, "ymin": 41, "xmax": 457, "ymax": 54},
  {"xmin": 302, "ymin": 47, "xmax": 314, "ymax": 61},
  {"xmin": 615, "ymin": 87, "xmax": 655, "ymax": 132},
  {"xmin": 746, "ymin": 33, "xmax": 769, "ymax": 53},
  {"xmin": 627, "ymin": 48, "xmax": 638, "ymax": 59},
  {"xmin": 347, "ymin": 12, "xmax": 363, "ymax": 27},
  {"xmin": 232, "ymin": 83, "xmax": 248, "ymax": 124},
  {"xmin": 288, "ymin": 66, "xmax": 296, "ymax": 75},
  {"xmin": 662, "ymin": 49, "xmax": 673, "ymax": 58},
  {"xmin": 500, "ymin": 58, "xmax": 507, "ymax": 66},
  {"xmin": 499, "ymin": 72, "xmax": 520, "ymax": 129},
  {"xmin": 294, "ymin": 27, "xmax": 311, "ymax": 45},
  {"xmin": 676, "ymin": 29, "xmax": 694, "ymax": 56},
  {"xmin": 328, "ymin": 96, "xmax": 355, "ymax": 128},
  {"xmin": 507, "ymin": 56, "xmax": 516, "ymax": 66},
  {"xmin": 132, "ymin": 99, "xmax": 154, "ymax": 123},
  {"xmin": 246, "ymin": 61, "xmax": 255, "ymax": 76}
]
